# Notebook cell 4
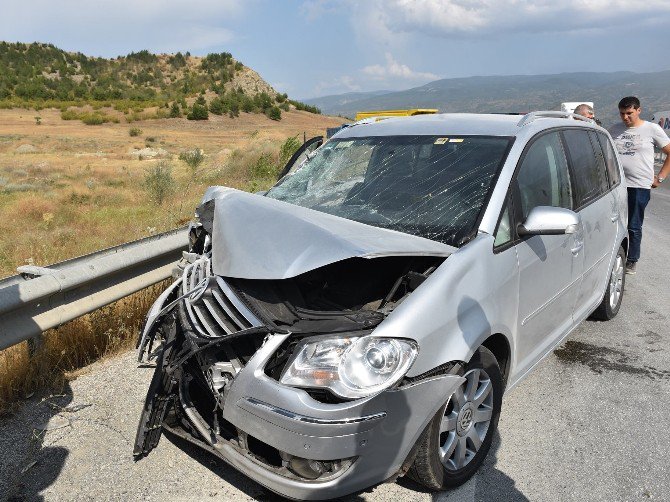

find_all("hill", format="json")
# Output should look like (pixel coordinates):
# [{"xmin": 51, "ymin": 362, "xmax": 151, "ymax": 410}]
[
  {"xmin": 305, "ymin": 70, "xmax": 670, "ymax": 127},
  {"xmin": 302, "ymin": 90, "xmax": 393, "ymax": 113},
  {"xmin": 0, "ymin": 42, "xmax": 319, "ymax": 121}
]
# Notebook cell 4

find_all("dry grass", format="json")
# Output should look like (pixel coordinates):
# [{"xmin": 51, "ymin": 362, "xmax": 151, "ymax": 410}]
[
  {"xmin": 0, "ymin": 106, "xmax": 346, "ymax": 415},
  {"xmin": 0, "ymin": 107, "xmax": 345, "ymax": 276},
  {"xmin": 0, "ymin": 282, "xmax": 167, "ymax": 416}
]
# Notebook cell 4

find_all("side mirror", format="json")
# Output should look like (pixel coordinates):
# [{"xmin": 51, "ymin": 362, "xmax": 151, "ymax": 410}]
[{"xmin": 517, "ymin": 206, "xmax": 580, "ymax": 236}]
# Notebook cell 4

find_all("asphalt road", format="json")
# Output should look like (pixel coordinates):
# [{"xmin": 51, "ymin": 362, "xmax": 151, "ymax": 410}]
[{"xmin": 2, "ymin": 183, "xmax": 669, "ymax": 502}]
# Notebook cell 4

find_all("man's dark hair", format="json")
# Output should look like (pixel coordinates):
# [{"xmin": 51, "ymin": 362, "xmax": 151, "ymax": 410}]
[{"xmin": 618, "ymin": 96, "xmax": 641, "ymax": 110}]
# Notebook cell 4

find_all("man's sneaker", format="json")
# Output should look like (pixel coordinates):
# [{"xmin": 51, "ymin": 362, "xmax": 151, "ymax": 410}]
[{"xmin": 625, "ymin": 261, "xmax": 637, "ymax": 275}]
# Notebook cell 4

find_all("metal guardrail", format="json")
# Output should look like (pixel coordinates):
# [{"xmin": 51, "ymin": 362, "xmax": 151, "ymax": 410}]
[{"xmin": 0, "ymin": 227, "xmax": 189, "ymax": 352}]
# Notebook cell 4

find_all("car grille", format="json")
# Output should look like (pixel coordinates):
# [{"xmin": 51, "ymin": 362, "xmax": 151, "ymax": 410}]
[{"xmin": 181, "ymin": 255, "xmax": 263, "ymax": 338}]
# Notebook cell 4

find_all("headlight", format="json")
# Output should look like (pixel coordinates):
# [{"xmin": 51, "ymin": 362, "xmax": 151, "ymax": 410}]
[{"xmin": 279, "ymin": 335, "xmax": 418, "ymax": 399}]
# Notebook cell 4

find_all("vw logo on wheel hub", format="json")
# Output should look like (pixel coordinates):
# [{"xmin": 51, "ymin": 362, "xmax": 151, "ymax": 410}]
[{"xmin": 456, "ymin": 402, "xmax": 475, "ymax": 436}]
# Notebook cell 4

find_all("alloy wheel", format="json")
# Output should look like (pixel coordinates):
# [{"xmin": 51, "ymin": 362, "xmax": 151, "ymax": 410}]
[{"xmin": 438, "ymin": 368, "xmax": 493, "ymax": 471}]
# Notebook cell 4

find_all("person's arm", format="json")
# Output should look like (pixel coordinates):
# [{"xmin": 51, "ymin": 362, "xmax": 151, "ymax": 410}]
[
  {"xmin": 652, "ymin": 125, "xmax": 670, "ymax": 188},
  {"xmin": 653, "ymin": 143, "xmax": 670, "ymax": 187}
]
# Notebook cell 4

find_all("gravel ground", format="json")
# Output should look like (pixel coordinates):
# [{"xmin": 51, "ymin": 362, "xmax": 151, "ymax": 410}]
[{"xmin": 2, "ymin": 184, "xmax": 669, "ymax": 502}]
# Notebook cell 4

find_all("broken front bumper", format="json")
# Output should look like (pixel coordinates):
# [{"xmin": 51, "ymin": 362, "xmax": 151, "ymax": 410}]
[
  {"xmin": 135, "ymin": 257, "xmax": 464, "ymax": 500},
  {"xmin": 171, "ymin": 333, "xmax": 463, "ymax": 500}
]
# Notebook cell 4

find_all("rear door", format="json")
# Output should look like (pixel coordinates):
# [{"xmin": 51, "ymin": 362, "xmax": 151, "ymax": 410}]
[
  {"xmin": 562, "ymin": 129, "xmax": 618, "ymax": 320},
  {"xmin": 513, "ymin": 130, "xmax": 584, "ymax": 375}
]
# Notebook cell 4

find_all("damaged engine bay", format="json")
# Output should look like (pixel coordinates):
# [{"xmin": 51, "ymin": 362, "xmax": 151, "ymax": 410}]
[{"xmin": 134, "ymin": 191, "xmax": 448, "ymax": 483}]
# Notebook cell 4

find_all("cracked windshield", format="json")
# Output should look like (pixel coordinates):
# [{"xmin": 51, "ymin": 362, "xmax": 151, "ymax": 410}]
[{"xmin": 267, "ymin": 135, "xmax": 512, "ymax": 246}]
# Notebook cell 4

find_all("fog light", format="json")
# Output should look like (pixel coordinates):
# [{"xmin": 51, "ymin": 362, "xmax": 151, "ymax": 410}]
[{"xmin": 288, "ymin": 456, "xmax": 325, "ymax": 479}]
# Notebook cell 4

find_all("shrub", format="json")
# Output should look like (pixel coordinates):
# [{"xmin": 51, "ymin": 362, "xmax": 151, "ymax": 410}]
[
  {"xmin": 129, "ymin": 127, "xmax": 142, "ymax": 137},
  {"xmin": 60, "ymin": 109, "xmax": 117, "ymax": 124},
  {"xmin": 169, "ymin": 102, "xmax": 181, "ymax": 118},
  {"xmin": 289, "ymin": 100, "xmax": 321, "ymax": 114},
  {"xmin": 208, "ymin": 97, "xmax": 225, "ymax": 115},
  {"xmin": 82, "ymin": 114, "xmax": 105, "ymax": 125},
  {"xmin": 143, "ymin": 161, "xmax": 176, "ymax": 205},
  {"xmin": 187, "ymin": 103, "xmax": 209, "ymax": 120},
  {"xmin": 228, "ymin": 100, "xmax": 240, "ymax": 118},
  {"xmin": 60, "ymin": 109, "xmax": 79, "ymax": 120},
  {"xmin": 266, "ymin": 106, "xmax": 281, "ymax": 121},
  {"xmin": 249, "ymin": 153, "xmax": 277, "ymax": 180},
  {"xmin": 179, "ymin": 149, "xmax": 205, "ymax": 172},
  {"xmin": 241, "ymin": 97, "xmax": 254, "ymax": 113},
  {"xmin": 278, "ymin": 136, "xmax": 302, "ymax": 166},
  {"xmin": 168, "ymin": 52, "xmax": 187, "ymax": 69}
]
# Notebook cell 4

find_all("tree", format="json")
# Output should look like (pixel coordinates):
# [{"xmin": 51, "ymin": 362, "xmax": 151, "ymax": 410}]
[
  {"xmin": 209, "ymin": 97, "xmax": 225, "ymax": 115},
  {"xmin": 187, "ymin": 103, "xmax": 208, "ymax": 120},
  {"xmin": 169, "ymin": 102, "xmax": 181, "ymax": 118}
]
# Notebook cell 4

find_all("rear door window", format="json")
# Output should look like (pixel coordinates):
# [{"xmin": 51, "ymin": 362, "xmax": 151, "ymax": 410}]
[
  {"xmin": 596, "ymin": 133, "xmax": 622, "ymax": 188},
  {"xmin": 562, "ymin": 129, "xmax": 609, "ymax": 206}
]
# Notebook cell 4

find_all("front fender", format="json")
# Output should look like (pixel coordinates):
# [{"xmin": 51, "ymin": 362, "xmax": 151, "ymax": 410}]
[
  {"xmin": 370, "ymin": 234, "xmax": 518, "ymax": 377},
  {"xmin": 137, "ymin": 278, "xmax": 182, "ymax": 360}
]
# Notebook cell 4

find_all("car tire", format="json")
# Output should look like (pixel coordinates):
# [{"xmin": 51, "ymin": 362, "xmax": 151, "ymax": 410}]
[
  {"xmin": 408, "ymin": 346, "xmax": 503, "ymax": 490},
  {"xmin": 590, "ymin": 245, "xmax": 626, "ymax": 321}
]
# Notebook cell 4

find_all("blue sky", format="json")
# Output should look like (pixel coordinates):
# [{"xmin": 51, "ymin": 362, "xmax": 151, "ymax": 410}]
[{"xmin": 3, "ymin": 0, "xmax": 670, "ymax": 99}]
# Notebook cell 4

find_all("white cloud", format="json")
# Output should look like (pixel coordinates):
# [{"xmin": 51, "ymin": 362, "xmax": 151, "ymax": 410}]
[
  {"xmin": 308, "ymin": 55, "xmax": 438, "ymax": 98},
  {"xmin": 300, "ymin": 0, "xmax": 337, "ymax": 21},
  {"xmin": 362, "ymin": 53, "xmax": 439, "ymax": 81},
  {"xmin": 357, "ymin": 0, "xmax": 670, "ymax": 37},
  {"xmin": 313, "ymin": 75, "xmax": 362, "ymax": 96}
]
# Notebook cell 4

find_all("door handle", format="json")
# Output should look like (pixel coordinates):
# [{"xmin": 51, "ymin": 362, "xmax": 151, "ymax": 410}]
[
  {"xmin": 571, "ymin": 242, "xmax": 583, "ymax": 255},
  {"xmin": 610, "ymin": 212, "xmax": 619, "ymax": 222}
]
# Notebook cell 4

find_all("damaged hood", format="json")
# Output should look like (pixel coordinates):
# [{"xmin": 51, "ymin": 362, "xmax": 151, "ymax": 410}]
[{"xmin": 201, "ymin": 187, "xmax": 455, "ymax": 280}]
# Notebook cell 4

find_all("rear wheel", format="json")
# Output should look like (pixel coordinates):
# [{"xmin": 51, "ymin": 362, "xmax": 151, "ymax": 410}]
[
  {"xmin": 591, "ymin": 245, "xmax": 625, "ymax": 321},
  {"xmin": 408, "ymin": 346, "xmax": 503, "ymax": 489}
]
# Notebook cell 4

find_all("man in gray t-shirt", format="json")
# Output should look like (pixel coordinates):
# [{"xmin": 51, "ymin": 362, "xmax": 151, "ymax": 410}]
[{"xmin": 608, "ymin": 96, "xmax": 670, "ymax": 274}]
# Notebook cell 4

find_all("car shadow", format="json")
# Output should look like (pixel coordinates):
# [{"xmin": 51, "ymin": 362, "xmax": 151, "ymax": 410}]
[
  {"xmin": 161, "ymin": 429, "xmax": 304, "ymax": 501},
  {"xmin": 1, "ymin": 383, "xmax": 73, "ymax": 502},
  {"xmin": 163, "ymin": 428, "xmax": 370, "ymax": 501},
  {"xmin": 397, "ymin": 431, "xmax": 528, "ymax": 501}
]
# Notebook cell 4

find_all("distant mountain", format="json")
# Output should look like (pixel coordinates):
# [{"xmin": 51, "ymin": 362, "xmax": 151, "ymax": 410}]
[
  {"xmin": 309, "ymin": 71, "xmax": 670, "ymax": 127},
  {"xmin": 302, "ymin": 90, "xmax": 392, "ymax": 114}
]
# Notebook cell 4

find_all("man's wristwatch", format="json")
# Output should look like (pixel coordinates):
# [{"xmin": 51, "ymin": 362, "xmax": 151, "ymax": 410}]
[{"xmin": 658, "ymin": 176, "xmax": 666, "ymax": 184}]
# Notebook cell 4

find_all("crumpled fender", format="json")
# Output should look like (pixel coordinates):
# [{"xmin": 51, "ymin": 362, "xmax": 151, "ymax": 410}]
[{"xmin": 137, "ymin": 278, "xmax": 182, "ymax": 361}]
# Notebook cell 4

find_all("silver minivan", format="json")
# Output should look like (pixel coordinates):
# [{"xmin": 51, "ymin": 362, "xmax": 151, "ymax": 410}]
[{"xmin": 135, "ymin": 112, "xmax": 627, "ymax": 499}]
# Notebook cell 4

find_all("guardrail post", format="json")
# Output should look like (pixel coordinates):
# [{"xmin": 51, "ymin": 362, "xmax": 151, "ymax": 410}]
[{"xmin": 27, "ymin": 334, "xmax": 44, "ymax": 357}]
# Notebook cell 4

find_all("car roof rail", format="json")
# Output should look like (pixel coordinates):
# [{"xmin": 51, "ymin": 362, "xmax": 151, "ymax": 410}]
[{"xmin": 517, "ymin": 111, "xmax": 593, "ymax": 127}]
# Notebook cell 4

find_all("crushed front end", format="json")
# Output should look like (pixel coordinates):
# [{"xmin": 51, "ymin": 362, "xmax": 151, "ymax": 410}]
[{"xmin": 133, "ymin": 190, "xmax": 464, "ymax": 500}]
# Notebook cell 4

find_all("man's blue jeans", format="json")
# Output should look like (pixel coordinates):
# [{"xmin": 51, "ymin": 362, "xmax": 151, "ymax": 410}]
[{"xmin": 627, "ymin": 187, "xmax": 651, "ymax": 263}]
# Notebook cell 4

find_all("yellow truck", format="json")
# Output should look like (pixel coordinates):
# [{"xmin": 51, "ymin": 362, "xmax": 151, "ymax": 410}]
[{"xmin": 354, "ymin": 108, "xmax": 438, "ymax": 121}]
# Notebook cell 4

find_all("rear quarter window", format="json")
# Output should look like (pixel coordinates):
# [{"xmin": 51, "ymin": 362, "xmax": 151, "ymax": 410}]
[{"xmin": 596, "ymin": 132, "xmax": 622, "ymax": 187}]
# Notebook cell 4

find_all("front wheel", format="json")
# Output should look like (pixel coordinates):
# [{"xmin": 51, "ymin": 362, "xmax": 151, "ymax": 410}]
[
  {"xmin": 591, "ymin": 245, "xmax": 626, "ymax": 321},
  {"xmin": 408, "ymin": 346, "xmax": 503, "ymax": 490}
]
